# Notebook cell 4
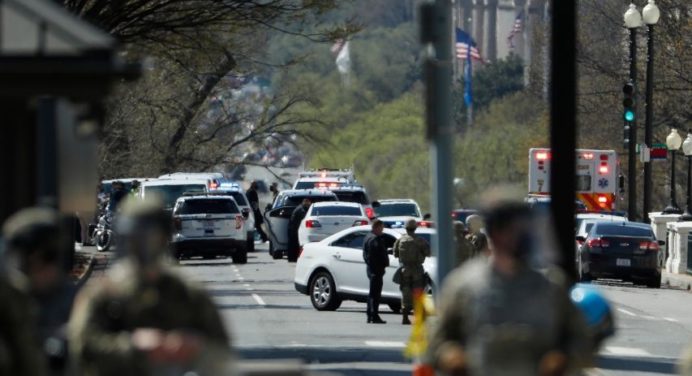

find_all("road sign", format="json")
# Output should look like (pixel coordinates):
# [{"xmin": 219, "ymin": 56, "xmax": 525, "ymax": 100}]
[{"xmin": 650, "ymin": 143, "xmax": 667, "ymax": 160}]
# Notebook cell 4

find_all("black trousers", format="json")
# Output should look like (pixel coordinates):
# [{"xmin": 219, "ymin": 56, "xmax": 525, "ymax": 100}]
[
  {"xmin": 254, "ymin": 210, "xmax": 268, "ymax": 241},
  {"xmin": 366, "ymin": 268, "xmax": 384, "ymax": 318}
]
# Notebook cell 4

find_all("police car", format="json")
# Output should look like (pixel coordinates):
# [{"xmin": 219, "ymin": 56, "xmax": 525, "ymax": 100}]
[
  {"xmin": 292, "ymin": 169, "xmax": 356, "ymax": 190},
  {"xmin": 210, "ymin": 182, "xmax": 256, "ymax": 252},
  {"xmin": 294, "ymin": 226, "xmax": 436, "ymax": 311},
  {"xmin": 373, "ymin": 199, "xmax": 430, "ymax": 228},
  {"xmin": 170, "ymin": 193, "xmax": 247, "ymax": 263}
]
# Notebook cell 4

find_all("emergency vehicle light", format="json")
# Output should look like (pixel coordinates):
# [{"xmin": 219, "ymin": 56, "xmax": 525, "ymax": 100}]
[
  {"xmin": 582, "ymin": 153, "xmax": 594, "ymax": 160},
  {"xmin": 598, "ymin": 196, "xmax": 608, "ymax": 204},
  {"xmin": 599, "ymin": 165, "xmax": 609, "ymax": 174},
  {"xmin": 536, "ymin": 152, "xmax": 549, "ymax": 160}
]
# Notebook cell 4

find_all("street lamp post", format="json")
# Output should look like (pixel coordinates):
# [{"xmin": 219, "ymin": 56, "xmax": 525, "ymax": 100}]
[
  {"xmin": 679, "ymin": 133, "xmax": 692, "ymax": 221},
  {"xmin": 663, "ymin": 129, "xmax": 683, "ymax": 214},
  {"xmin": 623, "ymin": 4, "xmax": 641, "ymax": 221},
  {"xmin": 642, "ymin": 0, "xmax": 660, "ymax": 222}
]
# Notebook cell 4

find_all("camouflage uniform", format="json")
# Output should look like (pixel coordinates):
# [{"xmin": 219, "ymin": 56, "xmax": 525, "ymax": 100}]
[
  {"xmin": 69, "ymin": 261, "xmax": 232, "ymax": 376},
  {"xmin": 393, "ymin": 220, "xmax": 430, "ymax": 324},
  {"xmin": 454, "ymin": 222, "xmax": 476, "ymax": 267},
  {"xmin": 428, "ymin": 258, "xmax": 591, "ymax": 376},
  {"xmin": 0, "ymin": 273, "xmax": 46, "ymax": 376},
  {"xmin": 68, "ymin": 198, "xmax": 233, "ymax": 376}
]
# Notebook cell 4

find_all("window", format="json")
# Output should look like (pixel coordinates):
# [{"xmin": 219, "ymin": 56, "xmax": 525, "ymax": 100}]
[
  {"xmin": 593, "ymin": 224, "xmax": 653, "ymax": 238},
  {"xmin": 332, "ymin": 232, "xmax": 368, "ymax": 249},
  {"xmin": 312, "ymin": 206, "xmax": 362, "ymax": 216},
  {"xmin": 374, "ymin": 203, "xmax": 421, "ymax": 218},
  {"xmin": 218, "ymin": 191, "xmax": 247, "ymax": 206},
  {"xmin": 283, "ymin": 195, "xmax": 337, "ymax": 207},
  {"xmin": 176, "ymin": 199, "xmax": 238, "ymax": 215},
  {"xmin": 145, "ymin": 184, "xmax": 206, "ymax": 209},
  {"xmin": 576, "ymin": 175, "xmax": 591, "ymax": 191},
  {"xmin": 334, "ymin": 191, "xmax": 369, "ymax": 205}
]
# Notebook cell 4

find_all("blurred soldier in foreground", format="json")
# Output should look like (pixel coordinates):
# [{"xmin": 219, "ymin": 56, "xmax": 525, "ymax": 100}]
[
  {"xmin": 69, "ymin": 198, "xmax": 233, "ymax": 376},
  {"xmin": 3, "ymin": 207, "xmax": 76, "ymax": 375},
  {"xmin": 363, "ymin": 219, "xmax": 388, "ymax": 324},
  {"xmin": 394, "ymin": 219, "xmax": 430, "ymax": 325},
  {"xmin": 0, "ymin": 269, "xmax": 46, "ymax": 375},
  {"xmin": 428, "ymin": 200, "xmax": 591, "ymax": 376}
]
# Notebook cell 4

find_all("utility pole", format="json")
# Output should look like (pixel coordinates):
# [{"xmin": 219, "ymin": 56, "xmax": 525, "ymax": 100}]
[
  {"xmin": 420, "ymin": 0, "xmax": 455, "ymax": 290},
  {"xmin": 550, "ymin": 0, "xmax": 577, "ymax": 283}
]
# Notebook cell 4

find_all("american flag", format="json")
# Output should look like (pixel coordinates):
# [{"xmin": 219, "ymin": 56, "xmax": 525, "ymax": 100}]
[
  {"xmin": 507, "ymin": 10, "xmax": 524, "ymax": 49},
  {"xmin": 331, "ymin": 38, "xmax": 346, "ymax": 56},
  {"xmin": 455, "ymin": 28, "xmax": 482, "ymax": 61}
]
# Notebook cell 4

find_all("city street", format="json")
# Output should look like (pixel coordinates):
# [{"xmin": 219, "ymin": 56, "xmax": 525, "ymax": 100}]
[{"xmin": 165, "ymin": 243, "xmax": 692, "ymax": 376}]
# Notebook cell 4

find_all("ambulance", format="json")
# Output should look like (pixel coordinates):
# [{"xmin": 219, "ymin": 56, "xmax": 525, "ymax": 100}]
[{"xmin": 528, "ymin": 148, "xmax": 619, "ymax": 211}]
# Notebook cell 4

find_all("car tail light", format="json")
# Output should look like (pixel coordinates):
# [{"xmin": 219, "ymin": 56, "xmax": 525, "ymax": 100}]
[
  {"xmin": 418, "ymin": 221, "xmax": 434, "ymax": 228},
  {"xmin": 235, "ymin": 215, "xmax": 243, "ymax": 230},
  {"xmin": 640, "ymin": 240, "xmax": 659, "ymax": 251},
  {"xmin": 587, "ymin": 238, "xmax": 609, "ymax": 248},
  {"xmin": 365, "ymin": 207, "xmax": 375, "ymax": 219},
  {"xmin": 306, "ymin": 220, "xmax": 321, "ymax": 228},
  {"xmin": 173, "ymin": 217, "xmax": 182, "ymax": 231},
  {"xmin": 353, "ymin": 219, "xmax": 369, "ymax": 226}
]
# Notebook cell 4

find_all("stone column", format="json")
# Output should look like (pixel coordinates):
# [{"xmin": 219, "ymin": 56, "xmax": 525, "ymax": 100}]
[
  {"xmin": 473, "ymin": 0, "xmax": 485, "ymax": 60},
  {"xmin": 667, "ymin": 222, "xmax": 692, "ymax": 274},
  {"xmin": 496, "ymin": 0, "xmax": 516, "ymax": 60},
  {"xmin": 650, "ymin": 212, "xmax": 682, "ymax": 271},
  {"xmin": 485, "ymin": 0, "xmax": 498, "ymax": 62}
]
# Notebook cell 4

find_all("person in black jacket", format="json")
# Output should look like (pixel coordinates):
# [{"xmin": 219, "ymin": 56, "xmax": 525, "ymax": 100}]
[
  {"xmin": 362, "ymin": 219, "xmax": 389, "ymax": 324},
  {"xmin": 287, "ymin": 198, "xmax": 311, "ymax": 262},
  {"xmin": 246, "ymin": 181, "xmax": 269, "ymax": 243}
]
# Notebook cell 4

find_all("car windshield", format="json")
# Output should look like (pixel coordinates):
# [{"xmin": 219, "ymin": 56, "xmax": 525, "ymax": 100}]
[
  {"xmin": 312, "ymin": 206, "xmax": 362, "ymax": 216},
  {"xmin": 145, "ymin": 184, "xmax": 206, "ymax": 209},
  {"xmin": 593, "ymin": 224, "xmax": 653, "ymax": 238},
  {"xmin": 295, "ymin": 181, "xmax": 343, "ymax": 190},
  {"xmin": 333, "ymin": 191, "xmax": 369, "ymax": 205},
  {"xmin": 283, "ymin": 195, "xmax": 337, "ymax": 207},
  {"xmin": 215, "ymin": 191, "xmax": 247, "ymax": 206},
  {"xmin": 176, "ymin": 199, "xmax": 238, "ymax": 215},
  {"xmin": 375, "ymin": 203, "xmax": 420, "ymax": 218}
]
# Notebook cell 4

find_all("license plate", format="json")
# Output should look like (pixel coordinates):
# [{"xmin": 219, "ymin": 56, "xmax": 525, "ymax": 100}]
[
  {"xmin": 203, "ymin": 220, "xmax": 215, "ymax": 229},
  {"xmin": 616, "ymin": 258, "xmax": 631, "ymax": 267}
]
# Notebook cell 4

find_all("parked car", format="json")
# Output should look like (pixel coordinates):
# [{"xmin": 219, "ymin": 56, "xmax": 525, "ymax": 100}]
[
  {"xmin": 211, "ymin": 182, "xmax": 256, "ymax": 252},
  {"xmin": 263, "ymin": 189, "xmax": 338, "ymax": 259},
  {"xmin": 294, "ymin": 226, "xmax": 436, "ymax": 311},
  {"xmin": 328, "ymin": 185, "xmax": 376, "ymax": 220},
  {"xmin": 576, "ymin": 221, "xmax": 663, "ymax": 288},
  {"xmin": 140, "ymin": 179, "xmax": 208, "ymax": 214},
  {"xmin": 170, "ymin": 193, "xmax": 247, "ymax": 263},
  {"xmin": 373, "ymin": 199, "xmax": 429, "ymax": 228},
  {"xmin": 297, "ymin": 202, "xmax": 369, "ymax": 245},
  {"xmin": 575, "ymin": 213, "xmax": 628, "ymax": 234}
]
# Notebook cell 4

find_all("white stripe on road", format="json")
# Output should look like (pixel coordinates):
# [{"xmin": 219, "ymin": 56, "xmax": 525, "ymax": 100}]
[
  {"xmin": 604, "ymin": 346, "xmax": 651, "ymax": 357},
  {"xmin": 364, "ymin": 341, "xmax": 406, "ymax": 348},
  {"xmin": 664, "ymin": 317, "xmax": 679, "ymax": 323},
  {"xmin": 617, "ymin": 308, "xmax": 637, "ymax": 317},
  {"xmin": 243, "ymin": 284, "xmax": 251, "ymax": 287},
  {"xmin": 251, "ymin": 293, "xmax": 266, "ymax": 306}
]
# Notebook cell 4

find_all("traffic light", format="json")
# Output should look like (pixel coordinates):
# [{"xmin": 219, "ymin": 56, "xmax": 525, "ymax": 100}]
[{"xmin": 623, "ymin": 81, "xmax": 635, "ymax": 122}]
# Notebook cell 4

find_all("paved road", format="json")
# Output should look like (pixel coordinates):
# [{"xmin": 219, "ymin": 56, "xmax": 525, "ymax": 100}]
[{"xmin": 82, "ymin": 242, "xmax": 692, "ymax": 375}]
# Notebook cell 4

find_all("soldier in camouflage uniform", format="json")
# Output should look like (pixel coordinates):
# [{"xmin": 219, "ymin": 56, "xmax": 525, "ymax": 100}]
[
  {"xmin": 428, "ymin": 201, "xmax": 591, "ymax": 376},
  {"xmin": 454, "ymin": 222, "xmax": 476, "ymax": 267},
  {"xmin": 0, "ymin": 272, "xmax": 46, "ymax": 375},
  {"xmin": 68, "ymin": 198, "xmax": 233, "ymax": 376},
  {"xmin": 393, "ymin": 219, "xmax": 430, "ymax": 325}
]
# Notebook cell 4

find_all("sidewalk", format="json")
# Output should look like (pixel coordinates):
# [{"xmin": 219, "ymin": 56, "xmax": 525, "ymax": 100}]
[{"xmin": 663, "ymin": 271, "xmax": 692, "ymax": 291}]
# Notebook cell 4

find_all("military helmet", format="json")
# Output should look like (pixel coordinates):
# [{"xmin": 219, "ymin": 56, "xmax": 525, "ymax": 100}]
[
  {"xmin": 405, "ymin": 219, "xmax": 418, "ymax": 231},
  {"xmin": 116, "ymin": 197, "xmax": 171, "ymax": 237},
  {"xmin": 465, "ymin": 214, "xmax": 484, "ymax": 233},
  {"xmin": 2, "ymin": 207, "xmax": 64, "ymax": 265}
]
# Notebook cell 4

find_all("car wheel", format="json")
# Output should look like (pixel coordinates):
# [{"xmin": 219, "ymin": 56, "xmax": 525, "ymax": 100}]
[
  {"xmin": 247, "ymin": 232, "xmax": 255, "ymax": 253},
  {"xmin": 310, "ymin": 271, "xmax": 342, "ymax": 311},
  {"xmin": 270, "ymin": 242, "xmax": 282, "ymax": 259},
  {"xmin": 388, "ymin": 302, "xmax": 402, "ymax": 314},
  {"xmin": 232, "ymin": 246, "xmax": 248, "ymax": 264},
  {"xmin": 645, "ymin": 274, "xmax": 661, "ymax": 289}
]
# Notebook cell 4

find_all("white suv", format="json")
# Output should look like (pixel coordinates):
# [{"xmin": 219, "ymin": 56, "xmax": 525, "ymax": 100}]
[
  {"xmin": 211, "ymin": 182, "xmax": 256, "ymax": 252},
  {"xmin": 171, "ymin": 193, "xmax": 247, "ymax": 263},
  {"xmin": 373, "ymin": 199, "xmax": 428, "ymax": 228}
]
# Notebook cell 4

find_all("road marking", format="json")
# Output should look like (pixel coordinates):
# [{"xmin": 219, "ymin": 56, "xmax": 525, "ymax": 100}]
[
  {"xmin": 364, "ymin": 341, "xmax": 406, "ymax": 348},
  {"xmin": 243, "ymin": 284, "xmax": 251, "ymax": 287},
  {"xmin": 251, "ymin": 293, "xmax": 266, "ymax": 306},
  {"xmin": 617, "ymin": 308, "xmax": 637, "ymax": 317},
  {"xmin": 604, "ymin": 346, "xmax": 651, "ymax": 357},
  {"xmin": 664, "ymin": 317, "xmax": 679, "ymax": 323},
  {"xmin": 641, "ymin": 315, "xmax": 658, "ymax": 320}
]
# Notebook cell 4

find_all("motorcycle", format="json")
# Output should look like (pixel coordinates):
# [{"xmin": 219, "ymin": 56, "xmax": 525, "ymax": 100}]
[{"xmin": 93, "ymin": 211, "xmax": 114, "ymax": 252}]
